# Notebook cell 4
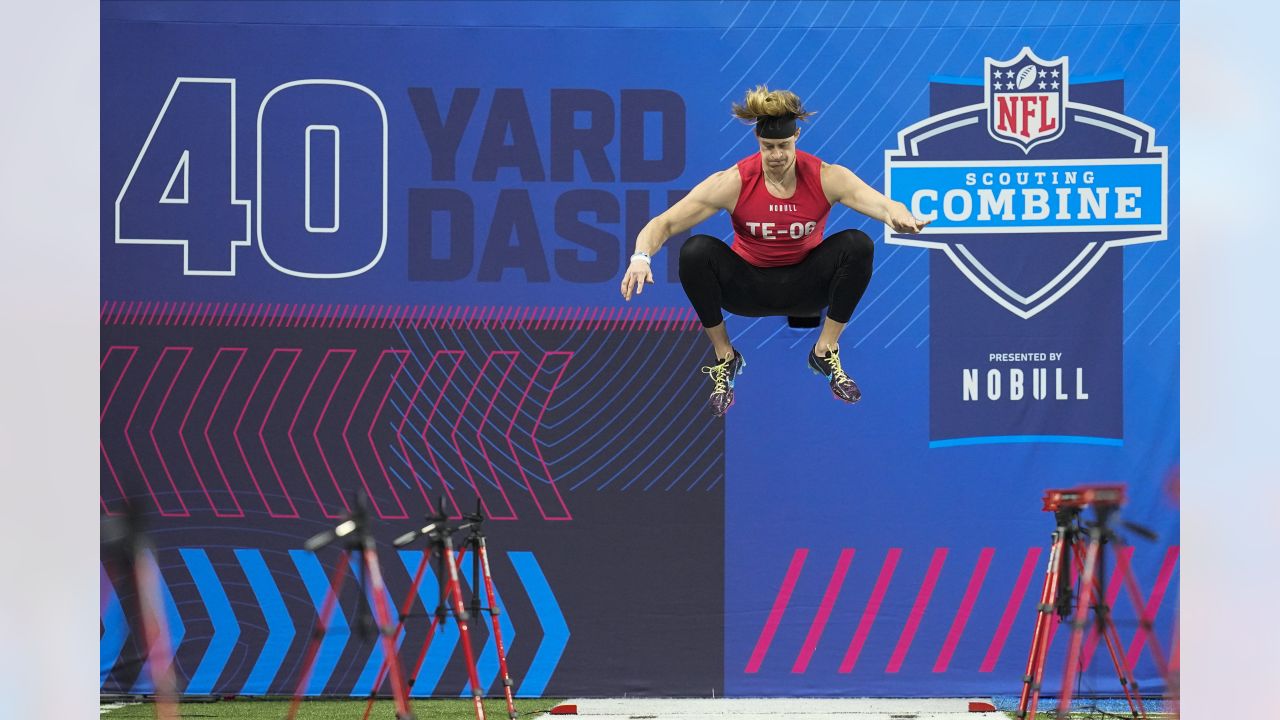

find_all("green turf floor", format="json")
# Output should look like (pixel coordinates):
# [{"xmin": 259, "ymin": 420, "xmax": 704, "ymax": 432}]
[{"xmin": 101, "ymin": 698, "xmax": 565, "ymax": 719}]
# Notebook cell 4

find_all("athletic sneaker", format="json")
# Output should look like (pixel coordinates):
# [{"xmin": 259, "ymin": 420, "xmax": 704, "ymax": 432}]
[
  {"xmin": 808, "ymin": 345, "xmax": 861, "ymax": 403},
  {"xmin": 700, "ymin": 349, "xmax": 746, "ymax": 417}
]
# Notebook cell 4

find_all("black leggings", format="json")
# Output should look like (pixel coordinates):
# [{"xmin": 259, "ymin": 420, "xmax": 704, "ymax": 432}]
[{"xmin": 677, "ymin": 229, "xmax": 875, "ymax": 328}]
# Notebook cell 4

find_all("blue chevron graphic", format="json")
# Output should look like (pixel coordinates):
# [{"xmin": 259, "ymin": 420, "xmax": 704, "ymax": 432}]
[
  {"xmin": 460, "ymin": 556, "xmax": 515, "ymax": 697},
  {"xmin": 180, "ymin": 549, "xmax": 240, "ymax": 694},
  {"xmin": 290, "ymin": 550, "xmax": 351, "ymax": 696},
  {"xmin": 350, "ymin": 554, "xmax": 406, "ymax": 697},
  {"xmin": 100, "ymin": 566, "xmax": 129, "ymax": 687},
  {"xmin": 508, "ymin": 552, "xmax": 567, "ymax": 697},
  {"xmin": 398, "ymin": 550, "xmax": 459, "ymax": 696},
  {"xmin": 235, "ymin": 549, "xmax": 295, "ymax": 695},
  {"xmin": 131, "ymin": 552, "xmax": 186, "ymax": 695}
]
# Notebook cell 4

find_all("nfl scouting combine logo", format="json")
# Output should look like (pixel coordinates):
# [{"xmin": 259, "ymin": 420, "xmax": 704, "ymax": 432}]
[{"xmin": 885, "ymin": 47, "xmax": 1170, "ymax": 447}]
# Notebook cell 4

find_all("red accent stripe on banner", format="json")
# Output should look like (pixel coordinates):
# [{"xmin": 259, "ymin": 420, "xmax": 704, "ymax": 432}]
[
  {"xmin": 887, "ymin": 548, "xmax": 949, "ymax": 673},
  {"xmin": 745, "ymin": 548, "xmax": 809, "ymax": 673},
  {"xmin": 934, "ymin": 547, "xmax": 995, "ymax": 673},
  {"xmin": 1124, "ymin": 546, "xmax": 1179, "ymax": 669},
  {"xmin": 980, "ymin": 546, "xmax": 1043, "ymax": 672},
  {"xmin": 792, "ymin": 548, "xmax": 856, "ymax": 674},
  {"xmin": 839, "ymin": 548, "xmax": 902, "ymax": 673}
]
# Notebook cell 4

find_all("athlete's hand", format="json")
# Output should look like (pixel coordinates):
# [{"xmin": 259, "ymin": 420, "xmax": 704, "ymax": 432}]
[
  {"xmin": 620, "ymin": 259, "xmax": 654, "ymax": 301},
  {"xmin": 887, "ymin": 205, "xmax": 931, "ymax": 234}
]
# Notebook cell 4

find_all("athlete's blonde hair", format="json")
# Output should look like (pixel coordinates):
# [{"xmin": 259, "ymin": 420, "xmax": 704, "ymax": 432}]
[{"xmin": 731, "ymin": 85, "xmax": 817, "ymax": 122}]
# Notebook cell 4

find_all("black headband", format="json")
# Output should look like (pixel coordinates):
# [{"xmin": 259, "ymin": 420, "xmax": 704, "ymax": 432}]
[{"xmin": 755, "ymin": 114, "xmax": 798, "ymax": 139}]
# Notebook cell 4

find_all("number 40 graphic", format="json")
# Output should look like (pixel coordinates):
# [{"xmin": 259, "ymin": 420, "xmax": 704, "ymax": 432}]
[{"xmin": 114, "ymin": 78, "xmax": 388, "ymax": 279}]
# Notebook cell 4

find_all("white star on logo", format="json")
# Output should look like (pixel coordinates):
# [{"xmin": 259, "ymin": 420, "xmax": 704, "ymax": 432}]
[
  {"xmin": 1051, "ymin": 69, "xmax": 1060, "ymax": 78},
  {"xmin": 1051, "ymin": 80, "xmax": 1059, "ymax": 89},
  {"xmin": 1038, "ymin": 81, "xmax": 1047, "ymax": 89},
  {"xmin": 1039, "ymin": 69, "xmax": 1047, "ymax": 79}
]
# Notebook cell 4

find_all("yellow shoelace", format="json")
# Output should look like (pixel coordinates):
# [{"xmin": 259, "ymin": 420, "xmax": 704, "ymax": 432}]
[
  {"xmin": 824, "ymin": 350, "xmax": 851, "ymax": 387},
  {"xmin": 701, "ymin": 358, "xmax": 733, "ymax": 395}
]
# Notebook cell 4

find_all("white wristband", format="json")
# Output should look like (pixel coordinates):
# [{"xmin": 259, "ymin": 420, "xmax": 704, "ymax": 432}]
[{"xmin": 630, "ymin": 252, "xmax": 651, "ymax": 265}]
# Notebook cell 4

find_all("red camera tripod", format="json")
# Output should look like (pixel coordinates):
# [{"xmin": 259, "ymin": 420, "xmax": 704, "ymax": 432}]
[{"xmin": 1015, "ymin": 485, "xmax": 1172, "ymax": 720}]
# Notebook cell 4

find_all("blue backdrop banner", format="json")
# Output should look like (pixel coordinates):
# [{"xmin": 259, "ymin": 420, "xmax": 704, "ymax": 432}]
[{"xmin": 100, "ymin": 1, "xmax": 1179, "ymax": 699}]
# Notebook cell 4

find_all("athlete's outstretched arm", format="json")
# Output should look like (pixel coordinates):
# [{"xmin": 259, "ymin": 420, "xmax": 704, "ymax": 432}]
[
  {"xmin": 822, "ymin": 163, "xmax": 930, "ymax": 234},
  {"xmin": 621, "ymin": 168, "xmax": 739, "ymax": 301}
]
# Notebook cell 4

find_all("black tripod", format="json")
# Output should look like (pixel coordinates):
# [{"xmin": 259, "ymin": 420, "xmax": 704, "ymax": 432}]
[{"xmin": 288, "ymin": 492, "xmax": 415, "ymax": 720}]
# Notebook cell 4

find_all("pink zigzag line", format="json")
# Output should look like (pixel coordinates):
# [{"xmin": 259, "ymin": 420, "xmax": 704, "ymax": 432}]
[
  {"xmin": 886, "ymin": 548, "xmax": 949, "ymax": 673},
  {"xmin": 394, "ymin": 350, "xmax": 454, "ymax": 514},
  {"xmin": 185, "ymin": 347, "xmax": 247, "ymax": 517},
  {"xmin": 980, "ymin": 546, "xmax": 1043, "ymax": 672},
  {"xmin": 313, "ymin": 349, "xmax": 359, "ymax": 516},
  {"xmin": 255, "ymin": 348, "xmax": 303, "ymax": 518},
  {"xmin": 474, "ymin": 351, "xmax": 522, "ymax": 519},
  {"xmin": 792, "ymin": 548, "xmax": 857, "ymax": 674},
  {"xmin": 147, "ymin": 346, "xmax": 193, "ymax": 516},
  {"xmin": 409, "ymin": 350, "xmax": 465, "ymax": 517},
  {"xmin": 506, "ymin": 351, "xmax": 573, "ymax": 521},
  {"xmin": 289, "ymin": 349, "xmax": 354, "ymax": 519},
  {"xmin": 102, "ymin": 301, "xmax": 115, "ymax": 325},
  {"xmin": 100, "ymin": 346, "xmax": 139, "ymax": 515},
  {"xmin": 344, "ymin": 350, "xmax": 412, "ymax": 519},
  {"xmin": 99, "ymin": 301, "xmax": 109, "ymax": 322},
  {"xmin": 451, "ymin": 353, "xmax": 514, "ymax": 520},
  {"xmin": 839, "ymin": 548, "xmax": 903, "ymax": 673},
  {"xmin": 177, "ymin": 302, "xmax": 191, "ymax": 326},
  {"xmin": 466, "ymin": 351, "xmax": 520, "ymax": 520},
  {"xmin": 745, "ymin": 548, "xmax": 808, "ymax": 673},
  {"xmin": 123, "ymin": 348, "xmax": 190, "ymax": 516},
  {"xmin": 1123, "ymin": 545, "xmax": 1179, "ymax": 669},
  {"xmin": 232, "ymin": 349, "xmax": 300, "ymax": 518},
  {"xmin": 933, "ymin": 547, "xmax": 995, "ymax": 673}
]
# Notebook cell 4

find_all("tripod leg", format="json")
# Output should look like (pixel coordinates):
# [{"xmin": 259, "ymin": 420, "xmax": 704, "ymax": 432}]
[
  {"xmin": 1018, "ymin": 531, "xmax": 1064, "ymax": 719},
  {"xmin": 443, "ymin": 536, "xmax": 487, "ymax": 720},
  {"xmin": 1094, "ymin": 598, "xmax": 1145, "ymax": 719},
  {"xmin": 478, "ymin": 538, "xmax": 518, "ymax": 719},
  {"xmin": 1058, "ymin": 532, "xmax": 1102, "ymax": 720},
  {"xmin": 364, "ymin": 546, "xmax": 434, "ymax": 720},
  {"xmin": 363, "ymin": 546, "xmax": 416, "ymax": 720},
  {"xmin": 1027, "ymin": 531, "xmax": 1073, "ymax": 720},
  {"xmin": 287, "ymin": 551, "xmax": 351, "ymax": 720},
  {"xmin": 133, "ymin": 548, "xmax": 179, "ymax": 720},
  {"xmin": 1117, "ymin": 557, "xmax": 1172, "ymax": 675}
]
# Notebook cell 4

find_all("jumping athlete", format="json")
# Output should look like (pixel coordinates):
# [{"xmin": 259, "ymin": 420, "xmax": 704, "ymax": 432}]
[{"xmin": 619, "ymin": 85, "xmax": 930, "ymax": 417}]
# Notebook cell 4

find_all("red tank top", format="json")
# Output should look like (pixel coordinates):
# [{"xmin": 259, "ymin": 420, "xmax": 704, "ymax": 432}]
[{"xmin": 730, "ymin": 150, "xmax": 834, "ymax": 267}]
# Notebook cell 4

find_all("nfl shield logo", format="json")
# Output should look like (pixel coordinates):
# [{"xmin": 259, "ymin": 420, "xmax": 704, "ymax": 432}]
[{"xmin": 985, "ymin": 47, "xmax": 1068, "ymax": 152}]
